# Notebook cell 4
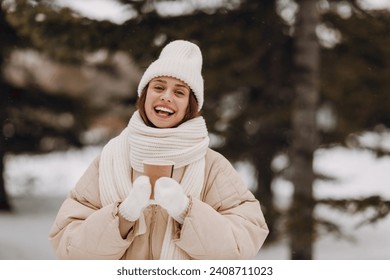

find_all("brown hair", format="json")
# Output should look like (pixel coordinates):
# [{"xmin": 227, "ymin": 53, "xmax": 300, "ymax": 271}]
[{"xmin": 136, "ymin": 84, "xmax": 201, "ymax": 128}]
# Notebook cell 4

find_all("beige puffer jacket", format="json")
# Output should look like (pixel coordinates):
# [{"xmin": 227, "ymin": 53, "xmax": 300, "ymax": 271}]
[{"xmin": 49, "ymin": 148, "xmax": 269, "ymax": 259}]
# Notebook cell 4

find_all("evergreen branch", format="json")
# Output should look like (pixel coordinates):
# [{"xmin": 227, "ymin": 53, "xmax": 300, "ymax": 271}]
[
  {"xmin": 317, "ymin": 196, "xmax": 390, "ymax": 227},
  {"xmin": 315, "ymin": 217, "xmax": 355, "ymax": 242}
]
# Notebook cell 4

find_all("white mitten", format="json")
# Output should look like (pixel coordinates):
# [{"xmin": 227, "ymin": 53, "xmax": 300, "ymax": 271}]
[
  {"xmin": 119, "ymin": 175, "xmax": 151, "ymax": 222},
  {"xmin": 154, "ymin": 177, "xmax": 189, "ymax": 224}
]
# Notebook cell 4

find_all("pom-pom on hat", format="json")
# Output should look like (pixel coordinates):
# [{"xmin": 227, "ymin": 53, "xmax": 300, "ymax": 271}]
[{"xmin": 137, "ymin": 40, "xmax": 204, "ymax": 111}]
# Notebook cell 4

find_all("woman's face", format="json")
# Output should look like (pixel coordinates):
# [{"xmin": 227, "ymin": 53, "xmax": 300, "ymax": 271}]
[{"xmin": 144, "ymin": 76, "xmax": 191, "ymax": 128}]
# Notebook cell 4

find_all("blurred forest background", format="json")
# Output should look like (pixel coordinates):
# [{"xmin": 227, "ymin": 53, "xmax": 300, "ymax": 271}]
[{"xmin": 1, "ymin": 0, "xmax": 390, "ymax": 260}]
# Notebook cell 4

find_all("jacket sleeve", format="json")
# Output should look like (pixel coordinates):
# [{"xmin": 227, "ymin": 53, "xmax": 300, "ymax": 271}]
[
  {"xmin": 48, "ymin": 156, "xmax": 140, "ymax": 259},
  {"xmin": 174, "ymin": 151, "xmax": 269, "ymax": 260}
]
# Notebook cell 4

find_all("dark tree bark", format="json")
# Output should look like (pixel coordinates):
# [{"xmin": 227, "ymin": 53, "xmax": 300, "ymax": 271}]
[
  {"xmin": 0, "ymin": 1, "xmax": 15, "ymax": 211},
  {"xmin": 289, "ymin": 0, "xmax": 320, "ymax": 259}
]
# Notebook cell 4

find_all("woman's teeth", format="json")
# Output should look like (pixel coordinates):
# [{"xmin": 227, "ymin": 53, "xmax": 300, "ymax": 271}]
[{"xmin": 155, "ymin": 106, "xmax": 174, "ymax": 116}]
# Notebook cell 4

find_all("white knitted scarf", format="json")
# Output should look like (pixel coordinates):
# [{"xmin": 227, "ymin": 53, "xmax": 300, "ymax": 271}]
[{"xmin": 99, "ymin": 111, "xmax": 209, "ymax": 259}]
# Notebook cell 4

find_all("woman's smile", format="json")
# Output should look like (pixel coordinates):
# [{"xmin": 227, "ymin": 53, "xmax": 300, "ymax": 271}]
[
  {"xmin": 154, "ymin": 105, "xmax": 175, "ymax": 117},
  {"xmin": 145, "ymin": 77, "xmax": 190, "ymax": 128}
]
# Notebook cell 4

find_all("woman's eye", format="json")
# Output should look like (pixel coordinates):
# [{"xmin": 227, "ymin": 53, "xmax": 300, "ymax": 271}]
[
  {"xmin": 154, "ymin": 86, "xmax": 164, "ymax": 91},
  {"xmin": 175, "ymin": 90, "xmax": 186, "ymax": 96}
]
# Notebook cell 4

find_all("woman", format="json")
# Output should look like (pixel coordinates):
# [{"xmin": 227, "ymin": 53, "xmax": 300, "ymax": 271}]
[{"xmin": 49, "ymin": 40, "xmax": 269, "ymax": 259}]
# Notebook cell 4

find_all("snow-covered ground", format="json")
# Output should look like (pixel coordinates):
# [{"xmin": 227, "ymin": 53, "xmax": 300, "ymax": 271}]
[{"xmin": 1, "ymin": 145, "xmax": 390, "ymax": 259}]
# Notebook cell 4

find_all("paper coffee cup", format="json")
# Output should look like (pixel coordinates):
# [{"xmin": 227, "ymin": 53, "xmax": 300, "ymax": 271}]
[{"xmin": 143, "ymin": 160, "xmax": 174, "ymax": 199}]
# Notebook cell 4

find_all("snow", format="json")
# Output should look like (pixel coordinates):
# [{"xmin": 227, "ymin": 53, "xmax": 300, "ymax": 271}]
[
  {"xmin": 53, "ymin": 0, "xmax": 390, "ymax": 25},
  {"xmin": 4, "ymin": 146, "xmax": 100, "ymax": 197},
  {"xmin": 53, "ymin": 0, "xmax": 241, "ymax": 23},
  {"xmin": 261, "ymin": 146, "xmax": 390, "ymax": 259},
  {"xmin": 1, "ymin": 144, "xmax": 390, "ymax": 260},
  {"xmin": 1, "ymin": 146, "xmax": 101, "ymax": 260},
  {"xmin": 54, "ymin": 0, "xmax": 134, "ymax": 24}
]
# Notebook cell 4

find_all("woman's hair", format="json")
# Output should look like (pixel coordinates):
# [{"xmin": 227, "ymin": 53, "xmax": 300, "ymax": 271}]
[{"xmin": 136, "ymin": 84, "xmax": 201, "ymax": 128}]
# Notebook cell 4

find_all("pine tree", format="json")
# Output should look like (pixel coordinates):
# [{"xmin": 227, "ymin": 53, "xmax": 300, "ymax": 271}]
[
  {"xmin": 289, "ymin": 0, "xmax": 320, "ymax": 260},
  {"xmin": 1, "ymin": 0, "xmax": 19, "ymax": 210}
]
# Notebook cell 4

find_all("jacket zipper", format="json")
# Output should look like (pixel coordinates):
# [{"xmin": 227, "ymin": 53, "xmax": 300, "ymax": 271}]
[{"xmin": 149, "ymin": 204, "xmax": 157, "ymax": 259}]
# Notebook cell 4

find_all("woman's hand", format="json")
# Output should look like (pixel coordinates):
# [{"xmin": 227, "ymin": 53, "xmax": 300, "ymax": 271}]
[
  {"xmin": 154, "ymin": 177, "xmax": 189, "ymax": 224},
  {"xmin": 119, "ymin": 175, "xmax": 151, "ymax": 222}
]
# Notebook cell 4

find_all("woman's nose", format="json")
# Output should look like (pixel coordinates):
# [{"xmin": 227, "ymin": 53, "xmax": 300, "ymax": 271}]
[{"xmin": 160, "ymin": 90, "xmax": 173, "ymax": 102}]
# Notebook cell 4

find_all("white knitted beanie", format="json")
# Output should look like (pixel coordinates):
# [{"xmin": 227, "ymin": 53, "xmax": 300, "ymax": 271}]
[{"xmin": 137, "ymin": 40, "xmax": 204, "ymax": 111}]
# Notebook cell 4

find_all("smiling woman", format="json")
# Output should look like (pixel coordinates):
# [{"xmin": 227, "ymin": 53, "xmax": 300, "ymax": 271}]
[
  {"xmin": 137, "ymin": 78, "xmax": 200, "ymax": 128},
  {"xmin": 143, "ymin": 77, "xmax": 191, "ymax": 128},
  {"xmin": 48, "ymin": 40, "xmax": 269, "ymax": 260}
]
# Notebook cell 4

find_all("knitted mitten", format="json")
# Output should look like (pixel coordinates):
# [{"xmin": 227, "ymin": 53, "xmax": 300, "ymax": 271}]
[
  {"xmin": 154, "ymin": 177, "xmax": 189, "ymax": 224},
  {"xmin": 119, "ymin": 175, "xmax": 151, "ymax": 222}
]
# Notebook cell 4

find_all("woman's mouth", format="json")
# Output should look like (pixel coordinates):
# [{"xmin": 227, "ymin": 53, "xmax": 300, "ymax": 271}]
[{"xmin": 154, "ymin": 106, "xmax": 175, "ymax": 117}]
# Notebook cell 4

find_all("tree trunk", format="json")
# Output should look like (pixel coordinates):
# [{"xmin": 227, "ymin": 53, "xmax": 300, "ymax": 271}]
[
  {"xmin": 0, "ymin": 90, "xmax": 11, "ymax": 211},
  {"xmin": 0, "ymin": 150, "xmax": 11, "ymax": 211},
  {"xmin": 0, "ymin": 2, "xmax": 12, "ymax": 211},
  {"xmin": 289, "ymin": 0, "xmax": 320, "ymax": 259},
  {"xmin": 254, "ymin": 150, "xmax": 277, "ymax": 241}
]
